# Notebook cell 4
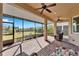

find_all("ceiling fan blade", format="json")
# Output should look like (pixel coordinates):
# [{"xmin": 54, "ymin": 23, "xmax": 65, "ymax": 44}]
[
  {"xmin": 36, "ymin": 7, "xmax": 42, "ymax": 10},
  {"xmin": 41, "ymin": 3, "xmax": 45, "ymax": 6},
  {"xmin": 40, "ymin": 9, "xmax": 44, "ymax": 14},
  {"xmin": 47, "ymin": 3, "xmax": 56, "ymax": 7},
  {"xmin": 46, "ymin": 9, "xmax": 51, "ymax": 13}
]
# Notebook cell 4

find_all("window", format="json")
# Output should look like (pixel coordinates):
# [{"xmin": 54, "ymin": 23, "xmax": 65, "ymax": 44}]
[
  {"xmin": 2, "ymin": 15, "xmax": 44, "ymax": 46},
  {"xmin": 14, "ymin": 18, "xmax": 23, "ymax": 42},
  {"xmin": 47, "ymin": 23, "xmax": 54, "ymax": 36},
  {"xmin": 35, "ymin": 23, "xmax": 43, "ymax": 37},
  {"xmin": 72, "ymin": 16, "xmax": 79, "ymax": 33},
  {"xmin": 57, "ymin": 26, "xmax": 62, "ymax": 34},
  {"xmin": 63, "ymin": 25, "xmax": 68, "ymax": 35},
  {"xmin": 24, "ymin": 20, "xmax": 35, "ymax": 39},
  {"xmin": 57, "ymin": 22, "xmax": 68, "ymax": 36},
  {"xmin": 2, "ymin": 16, "xmax": 14, "ymax": 45},
  {"xmin": 3, "ymin": 16, "xmax": 13, "ymax": 22}
]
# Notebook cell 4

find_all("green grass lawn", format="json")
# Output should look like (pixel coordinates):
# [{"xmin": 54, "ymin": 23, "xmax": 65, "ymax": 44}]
[{"xmin": 3, "ymin": 31, "xmax": 42, "ymax": 41}]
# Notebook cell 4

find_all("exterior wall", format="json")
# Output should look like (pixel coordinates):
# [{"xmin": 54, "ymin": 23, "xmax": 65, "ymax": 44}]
[
  {"xmin": 54, "ymin": 19, "xmax": 79, "ymax": 46},
  {"xmin": 0, "ymin": 3, "xmax": 3, "ymax": 56},
  {"xmin": 68, "ymin": 18, "xmax": 79, "ymax": 46}
]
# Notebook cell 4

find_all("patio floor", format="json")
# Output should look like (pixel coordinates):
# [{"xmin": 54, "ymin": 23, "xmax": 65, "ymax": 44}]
[
  {"xmin": 2, "ymin": 36, "xmax": 79, "ymax": 56},
  {"xmin": 2, "ymin": 36, "xmax": 54, "ymax": 56}
]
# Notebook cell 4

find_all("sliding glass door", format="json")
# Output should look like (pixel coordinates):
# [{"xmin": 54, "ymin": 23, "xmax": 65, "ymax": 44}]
[
  {"xmin": 3, "ymin": 16, "xmax": 14, "ymax": 46},
  {"xmin": 57, "ymin": 22, "xmax": 69, "ymax": 38}
]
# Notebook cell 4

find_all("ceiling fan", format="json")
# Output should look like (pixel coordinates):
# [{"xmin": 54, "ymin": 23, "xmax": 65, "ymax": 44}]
[
  {"xmin": 36, "ymin": 3, "xmax": 56, "ymax": 14},
  {"xmin": 56, "ymin": 16, "xmax": 63, "ymax": 22},
  {"xmin": 57, "ymin": 16, "xmax": 61, "ymax": 22}
]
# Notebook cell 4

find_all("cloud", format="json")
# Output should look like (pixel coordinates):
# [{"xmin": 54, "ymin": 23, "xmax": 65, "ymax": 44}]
[{"xmin": 3, "ymin": 19, "xmax": 9, "ymax": 22}]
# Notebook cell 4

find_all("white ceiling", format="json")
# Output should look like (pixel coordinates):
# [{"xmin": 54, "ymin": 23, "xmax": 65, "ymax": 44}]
[
  {"xmin": 28, "ymin": 3, "xmax": 79, "ymax": 20},
  {"xmin": 3, "ymin": 3, "xmax": 79, "ymax": 23}
]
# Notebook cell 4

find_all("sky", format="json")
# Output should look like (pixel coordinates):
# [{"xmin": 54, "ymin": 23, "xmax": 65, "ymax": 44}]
[{"xmin": 3, "ymin": 16, "xmax": 42, "ymax": 28}]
